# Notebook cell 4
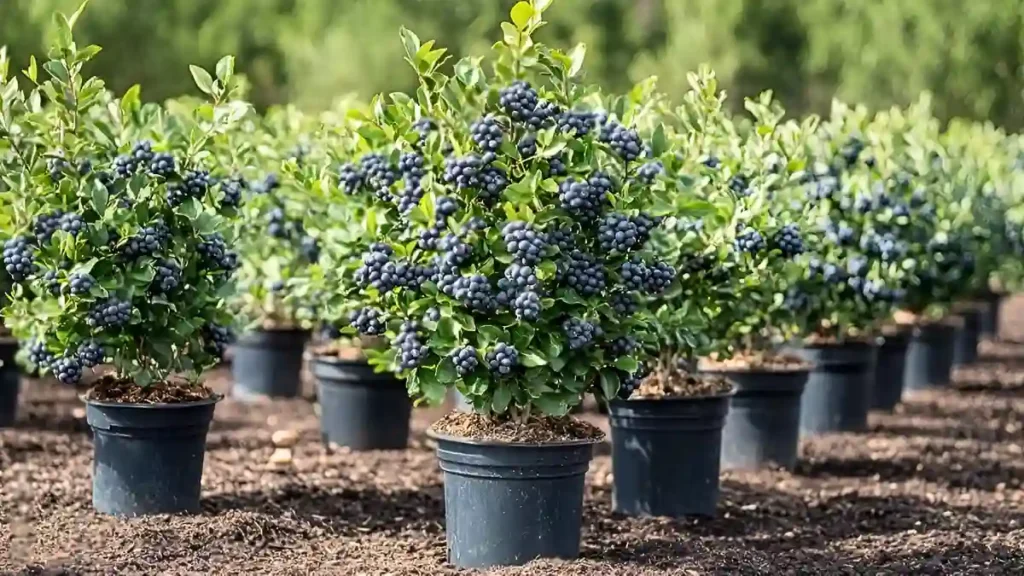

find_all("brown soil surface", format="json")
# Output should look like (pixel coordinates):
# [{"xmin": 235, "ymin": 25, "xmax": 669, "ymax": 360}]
[
  {"xmin": 430, "ymin": 411, "xmax": 604, "ymax": 444},
  {"xmin": 637, "ymin": 370, "xmax": 734, "ymax": 398},
  {"xmin": 699, "ymin": 352, "xmax": 812, "ymax": 372},
  {"xmin": 84, "ymin": 376, "xmax": 215, "ymax": 404},
  {"xmin": 3, "ymin": 297, "xmax": 1024, "ymax": 574}
]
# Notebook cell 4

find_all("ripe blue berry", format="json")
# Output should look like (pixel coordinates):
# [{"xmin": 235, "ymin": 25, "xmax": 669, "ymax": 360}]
[
  {"xmin": 451, "ymin": 345, "xmax": 479, "ymax": 376},
  {"xmin": 338, "ymin": 162, "xmax": 364, "ymax": 194},
  {"xmin": 517, "ymin": 133, "xmax": 538, "ymax": 158},
  {"xmin": 33, "ymin": 210, "xmax": 64, "ymax": 244},
  {"xmin": 424, "ymin": 307, "xmax": 442, "ymax": 323},
  {"xmin": 69, "ymin": 272, "xmax": 95, "ymax": 295},
  {"xmin": 599, "ymin": 121, "xmax": 642, "ymax": 162},
  {"xmin": 644, "ymin": 261, "xmax": 675, "ymax": 294},
  {"xmin": 443, "ymin": 154, "xmax": 482, "ymax": 191},
  {"xmin": 453, "ymin": 274, "xmax": 495, "ymax": 312},
  {"xmin": 360, "ymin": 153, "xmax": 397, "ymax": 199},
  {"xmin": 772, "ymin": 224, "xmax": 804, "ymax": 257},
  {"xmin": 28, "ymin": 339, "xmax": 54, "ymax": 369},
  {"xmin": 499, "ymin": 81, "xmax": 539, "ymax": 124},
  {"xmin": 556, "ymin": 110, "xmax": 598, "ymax": 137},
  {"xmin": 513, "ymin": 290, "xmax": 541, "ymax": 321},
  {"xmin": 608, "ymin": 335, "xmax": 637, "ymax": 356},
  {"xmin": 502, "ymin": 221, "xmax": 548, "ymax": 265},
  {"xmin": 597, "ymin": 213, "xmax": 641, "ymax": 253},
  {"xmin": 58, "ymin": 212, "xmax": 85, "ymax": 237},
  {"xmin": 219, "ymin": 175, "xmax": 245, "ymax": 208},
  {"xmin": 87, "ymin": 297, "xmax": 132, "ymax": 328},
  {"xmin": 729, "ymin": 174, "xmax": 751, "ymax": 196},
  {"xmin": 561, "ymin": 250, "xmax": 606, "ymax": 296},
  {"xmin": 611, "ymin": 291, "xmax": 638, "ymax": 315},
  {"xmin": 348, "ymin": 307, "xmax": 386, "ymax": 336},
  {"xmin": 197, "ymin": 233, "xmax": 238, "ymax": 271},
  {"xmin": 734, "ymin": 227, "xmax": 766, "ymax": 254},
  {"xmin": 485, "ymin": 342, "xmax": 519, "ymax": 376},
  {"xmin": 53, "ymin": 355, "xmax": 83, "ymax": 385},
  {"xmin": 167, "ymin": 169, "xmax": 212, "ymax": 207},
  {"xmin": 620, "ymin": 257, "xmax": 648, "ymax": 291},
  {"xmin": 636, "ymin": 161, "xmax": 663, "ymax": 183},
  {"xmin": 149, "ymin": 152, "xmax": 176, "ymax": 177},
  {"xmin": 470, "ymin": 115, "xmax": 504, "ymax": 153},
  {"xmin": 77, "ymin": 341, "xmax": 104, "ymax": 368},
  {"xmin": 42, "ymin": 270, "xmax": 60, "ymax": 295},
  {"xmin": 2, "ymin": 236, "xmax": 36, "ymax": 281},
  {"xmin": 563, "ymin": 317, "xmax": 600, "ymax": 350},
  {"xmin": 152, "ymin": 259, "xmax": 181, "ymax": 293},
  {"xmin": 394, "ymin": 321, "xmax": 429, "ymax": 370},
  {"xmin": 202, "ymin": 323, "xmax": 234, "ymax": 356},
  {"xmin": 355, "ymin": 243, "xmax": 397, "ymax": 292}
]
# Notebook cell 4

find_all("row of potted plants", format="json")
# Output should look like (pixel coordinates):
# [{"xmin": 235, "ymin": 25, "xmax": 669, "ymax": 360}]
[{"xmin": 2, "ymin": 0, "xmax": 1023, "ymax": 569}]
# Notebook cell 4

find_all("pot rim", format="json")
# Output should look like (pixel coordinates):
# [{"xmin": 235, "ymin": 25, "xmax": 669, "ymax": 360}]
[
  {"xmin": 611, "ymin": 387, "xmax": 738, "ymax": 403},
  {"xmin": 426, "ymin": 426, "xmax": 604, "ymax": 448},
  {"xmin": 700, "ymin": 365, "xmax": 812, "ymax": 375},
  {"xmin": 81, "ymin": 392, "xmax": 223, "ymax": 410}
]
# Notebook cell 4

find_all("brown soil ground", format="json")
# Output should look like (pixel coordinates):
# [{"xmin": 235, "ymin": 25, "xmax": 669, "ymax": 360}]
[{"xmin": 4, "ymin": 299, "xmax": 1024, "ymax": 574}]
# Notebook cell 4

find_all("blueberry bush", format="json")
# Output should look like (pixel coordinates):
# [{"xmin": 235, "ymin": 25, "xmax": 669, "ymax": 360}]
[
  {"xmin": 330, "ymin": 0, "xmax": 672, "ymax": 417},
  {"xmin": 0, "ymin": 9, "xmax": 248, "ymax": 387}
]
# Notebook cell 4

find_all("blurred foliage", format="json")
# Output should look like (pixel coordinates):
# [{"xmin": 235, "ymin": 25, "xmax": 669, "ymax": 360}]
[{"xmin": 2, "ymin": 0, "xmax": 1022, "ymax": 127}]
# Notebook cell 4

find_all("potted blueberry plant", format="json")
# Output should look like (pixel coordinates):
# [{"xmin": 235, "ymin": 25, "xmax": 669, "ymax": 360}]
[
  {"xmin": 871, "ymin": 100, "xmax": 976, "ymax": 393},
  {"xmin": 663, "ymin": 87, "xmax": 817, "ymax": 471},
  {"xmin": 301, "ymin": 106, "xmax": 416, "ymax": 451},
  {"xmin": 226, "ymin": 148, "xmax": 323, "ymax": 400},
  {"xmin": 783, "ymin": 103, "xmax": 906, "ymax": 434},
  {"xmin": 0, "ymin": 12, "xmax": 246, "ymax": 516},
  {"xmin": 341, "ymin": 1, "xmax": 661, "ymax": 566}
]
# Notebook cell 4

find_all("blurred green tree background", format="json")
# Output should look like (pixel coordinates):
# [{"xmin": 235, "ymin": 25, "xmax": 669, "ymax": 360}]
[{"xmin": 3, "ymin": 0, "xmax": 1022, "ymax": 127}]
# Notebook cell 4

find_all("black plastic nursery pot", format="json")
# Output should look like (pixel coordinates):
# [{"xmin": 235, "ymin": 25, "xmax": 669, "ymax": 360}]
[
  {"xmin": 85, "ymin": 395, "xmax": 220, "ymax": 516},
  {"xmin": 791, "ymin": 342, "xmax": 876, "ymax": 436},
  {"xmin": 979, "ymin": 291, "xmax": 1003, "ymax": 338},
  {"xmin": 871, "ymin": 331, "xmax": 910, "ymax": 411},
  {"xmin": 699, "ymin": 369, "xmax": 808, "ymax": 470},
  {"xmin": 313, "ymin": 356, "xmax": 411, "ymax": 450},
  {"xmin": 903, "ymin": 321, "xmax": 957, "ymax": 392},
  {"xmin": 429, "ymin": 430, "xmax": 599, "ymax": 568},
  {"xmin": 952, "ymin": 308, "xmax": 981, "ymax": 367},
  {"xmin": 231, "ymin": 329, "xmax": 310, "ymax": 399},
  {"xmin": 0, "ymin": 338, "xmax": 19, "ymax": 428},
  {"xmin": 608, "ymin": 392, "xmax": 733, "ymax": 517}
]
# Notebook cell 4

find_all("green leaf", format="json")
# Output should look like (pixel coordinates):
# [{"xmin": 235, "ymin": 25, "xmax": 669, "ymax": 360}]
[
  {"xmin": 614, "ymin": 356, "xmax": 638, "ymax": 373},
  {"xmin": 120, "ymin": 84, "xmax": 141, "ymax": 116},
  {"xmin": 567, "ymin": 43, "xmax": 586, "ymax": 77},
  {"xmin": 533, "ymin": 395, "xmax": 568, "ymax": 416},
  {"xmin": 510, "ymin": 2, "xmax": 535, "ymax": 30},
  {"xmin": 52, "ymin": 13, "xmax": 73, "ymax": 50},
  {"xmin": 399, "ymin": 27, "xmax": 421, "ymax": 63},
  {"xmin": 90, "ymin": 180, "xmax": 107, "ymax": 215},
  {"xmin": 600, "ymin": 371, "xmax": 621, "ymax": 402},
  {"xmin": 215, "ymin": 55, "xmax": 235, "ymax": 84},
  {"xmin": 436, "ymin": 357, "xmax": 457, "ymax": 384},
  {"xmin": 521, "ymin": 352, "xmax": 547, "ymax": 367},
  {"xmin": 68, "ymin": 0, "xmax": 92, "ymax": 29},
  {"xmin": 43, "ymin": 60, "xmax": 69, "ymax": 83},
  {"xmin": 478, "ymin": 324, "xmax": 504, "ymax": 345},
  {"xmin": 178, "ymin": 197, "xmax": 203, "ymax": 221},
  {"xmin": 492, "ymin": 385, "xmax": 512, "ymax": 413},
  {"xmin": 189, "ymin": 65, "xmax": 215, "ymax": 95}
]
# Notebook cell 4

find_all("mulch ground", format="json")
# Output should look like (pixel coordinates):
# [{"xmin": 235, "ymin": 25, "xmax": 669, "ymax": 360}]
[{"xmin": 4, "ymin": 300, "xmax": 1024, "ymax": 575}]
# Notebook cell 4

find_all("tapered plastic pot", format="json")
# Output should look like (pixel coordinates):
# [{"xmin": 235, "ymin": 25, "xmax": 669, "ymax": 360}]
[
  {"xmin": 904, "ymin": 322, "xmax": 957, "ymax": 391},
  {"xmin": 790, "ymin": 342, "xmax": 876, "ymax": 436},
  {"xmin": 698, "ymin": 369, "xmax": 808, "ymax": 470},
  {"xmin": 0, "ymin": 338, "xmax": 19, "ymax": 427},
  {"xmin": 85, "ymin": 395, "xmax": 219, "ymax": 516},
  {"xmin": 429, "ymin": 430, "xmax": 598, "ymax": 568},
  {"xmin": 979, "ymin": 292, "xmax": 1003, "ymax": 338},
  {"xmin": 608, "ymin": 392, "xmax": 732, "ymax": 517},
  {"xmin": 872, "ymin": 331, "xmax": 910, "ymax": 411},
  {"xmin": 231, "ymin": 329, "xmax": 310, "ymax": 399},
  {"xmin": 952, "ymin": 309, "xmax": 981, "ymax": 366},
  {"xmin": 313, "ymin": 357, "xmax": 411, "ymax": 450}
]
